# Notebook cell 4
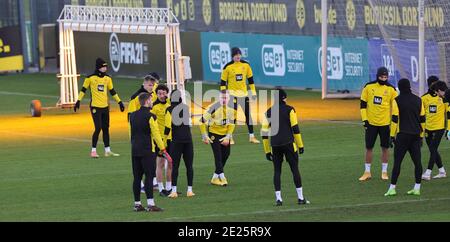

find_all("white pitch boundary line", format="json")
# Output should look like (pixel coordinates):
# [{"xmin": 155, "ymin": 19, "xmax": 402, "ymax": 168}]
[
  {"xmin": 0, "ymin": 91, "xmax": 59, "ymax": 99},
  {"xmin": 302, "ymin": 119, "xmax": 361, "ymax": 125},
  {"xmin": 0, "ymin": 130, "xmax": 91, "ymax": 143},
  {"xmin": 0, "ymin": 120, "xmax": 360, "ymax": 144},
  {"xmin": 0, "ymin": 130, "xmax": 253, "ymax": 144},
  {"xmin": 161, "ymin": 197, "xmax": 450, "ymax": 221},
  {"xmin": 0, "ymin": 90, "xmax": 363, "ymax": 126},
  {"xmin": 0, "ymin": 151, "xmax": 362, "ymax": 183},
  {"xmin": 1, "ymin": 139, "xmax": 446, "ymax": 182},
  {"xmin": 0, "ymin": 169, "xmax": 131, "ymax": 183},
  {"xmin": 0, "ymin": 128, "xmax": 353, "ymax": 145},
  {"xmin": 1, "ymin": 126, "xmax": 448, "ymax": 150},
  {"xmin": 0, "ymin": 91, "xmax": 130, "ymax": 105}
]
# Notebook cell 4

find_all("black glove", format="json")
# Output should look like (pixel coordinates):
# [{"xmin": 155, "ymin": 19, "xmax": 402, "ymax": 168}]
[
  {"xmin": 265, "ymin": 153, "xmax": 273, "ymax": 161},
  {"xmin": 298, "ymin": 147, "xmax": 304, "ymax": 154},
  {"xmin": 389, "ymin": 136, "xmax": 395, "ymax": 148},
  {"xmin": 119, "ymin": 101, "xmax": 125, "ymax": 112},
  {"xmin": 363, "ymin": 120, "xmax": 369, "ymax": 130},
  {"xmin": 74, "ymin": 100, "xmax": 80, "ymax": 112},
  {"xmin": 159, "ymin": 149, "xmax": 173, "ymax": 164}
]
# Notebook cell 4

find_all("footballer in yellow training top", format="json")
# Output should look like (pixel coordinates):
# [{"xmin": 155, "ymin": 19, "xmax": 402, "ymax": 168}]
[
  {"xmin": 220, "ymin": 47, "xmax": 260, "ymax": 144},
  {"xmin": 200, "ymin": 91, "xmax": 237, "ymax": 187},
  {"xmin": 421, "ymin": 76, "xmax": 449, "ymax": 180},
  {"xmin": 359, "ymin": 67, "xmax": 398, "ymax": 181},
  {"xmin": 74, "ymin": 58, "xmax": 125, "ymax": 158}
]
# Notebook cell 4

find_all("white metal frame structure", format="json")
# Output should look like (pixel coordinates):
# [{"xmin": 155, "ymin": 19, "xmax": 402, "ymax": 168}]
[
  {"xmin": 57, "ymin": 5, "xmax": 185, "ymax": 107},
  {"xmin": 320, "ymin": 0, "xmax": 360, "ymax": 99}
]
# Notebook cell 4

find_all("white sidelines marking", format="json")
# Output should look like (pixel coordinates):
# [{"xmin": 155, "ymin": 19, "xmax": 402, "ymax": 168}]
[
  {"xmin": 0, "ymin": 130, "xmax": 91, "ymax": 143},
  {"xmin": 0, "ymin": 91, "xmax": 59, "ymax": 99},
  {"xmin": 161, "ymin": 197, "xmax": 450, "ymax": 221},
  {"xmin": 0, "ymin": 169, "xmax": 130, "ymax": 183},
  {"xmin": 0, "ymin": 130, "xmax": 252, "ymax": 144},
  {"xmin": 0, "ymin": 91, "xmax": 130, "ymax": 105},
  {"xmin": 302, "ymin": 119, "xmax": 361, "ymax": 125}
]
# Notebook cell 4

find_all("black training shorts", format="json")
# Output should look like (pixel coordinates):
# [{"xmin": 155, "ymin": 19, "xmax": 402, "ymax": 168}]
[{"xmin": 365, "ymin": 124, "xmax": 390, "ymax": 149}]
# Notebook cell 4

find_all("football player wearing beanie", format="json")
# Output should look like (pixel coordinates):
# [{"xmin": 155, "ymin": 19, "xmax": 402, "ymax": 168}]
[
  {"xmin": 220, "ymin": 47, "xmax": 260, "ymax": 144},
  {"xmin": 359, "ymin": 67, "xmax": 398, "ymax": 181},
  {"xmin": 261, "ymin": 88, "xmax": 309, "ymax": 206},
  {"xmin": 385, "ymin": 78, "xmax": 426, "ymax": 196},
  {"xmin": 74, "ymin": 57, "xmax": 125, "ymax": 158}
]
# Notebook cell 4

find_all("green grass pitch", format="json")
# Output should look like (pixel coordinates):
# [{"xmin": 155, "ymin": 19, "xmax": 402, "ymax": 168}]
[{"xmin": 0, "ymin": 73, "xmax": 449, "ymax": 221}]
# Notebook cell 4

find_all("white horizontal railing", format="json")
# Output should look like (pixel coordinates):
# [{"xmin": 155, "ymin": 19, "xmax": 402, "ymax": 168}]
[{"xmin": 57, "ymin": 5, "xmax": 179, "ymax": 26}]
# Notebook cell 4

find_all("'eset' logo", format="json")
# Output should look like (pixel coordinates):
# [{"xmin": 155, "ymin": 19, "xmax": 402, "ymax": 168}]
[
  {"xmin": 209, "ymin": 42, "xmax": 231, "ymax": 73},
  {"xmin": 262, "ymin": 44, "xmax": 285, "ymax": 76},
  {"xmin": 318, "ymin": 47, "xmax": 344, "ymax": 80}
]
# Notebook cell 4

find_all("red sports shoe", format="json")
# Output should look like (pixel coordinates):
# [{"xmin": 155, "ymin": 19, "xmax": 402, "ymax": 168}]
[{"xmin": 91, "ymin": 151, "xmax": 99, "ymax": 158}]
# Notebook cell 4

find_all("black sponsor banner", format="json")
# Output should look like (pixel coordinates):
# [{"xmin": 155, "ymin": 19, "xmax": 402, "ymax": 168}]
[
  {"xmin": 157, "ymin": 0, "xmax": 449, "ymax": 39},
  {"xmin": 166, "ymin": 0, "xmax": 320, "ymax": 35},
  {"xmin": 57, "ymin": 0, "xmax": 450, "ymax": 39},
  {"xmin": 0, "ymin": 26, "xmax": 23, "ymax": 58},
  {"xmin": 73, "ymin": 31, "xmax": 202, "ymax": 79}
]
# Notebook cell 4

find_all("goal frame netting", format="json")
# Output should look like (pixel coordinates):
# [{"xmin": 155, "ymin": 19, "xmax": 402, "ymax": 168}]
[{"xmin": 320, "ymin": 0, "xmax": 427, "ymax": 99}]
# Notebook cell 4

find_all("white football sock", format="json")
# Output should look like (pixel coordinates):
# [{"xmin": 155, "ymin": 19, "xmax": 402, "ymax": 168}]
[
  {"xmin": 219, "ymin": 173, "xmax": 225, "ymax": 179},
  {"xmin": 141, "ymin": 181, "xmax": 144, "ymax": 189},
  {"xmin": 296, "ymin": 187, "xmax": 304, "ymax": 200},
  {"xmin": 187, "ymin": 186, "xmax": 193, "ymax": 192},
  {"xmin": 439, "ymin": 167, "xmax": 446, "ymax": 173},
  {"xmin": 365, "ymin": 163, "xmax": 371, "ymax": 172},
  {"xmin": 147, "ymin": 199, "xmax": 155, "ymax": 206},
  {"xmin": 153, "ymin": 177, "xmax": 157, "ymax": 185},
  {"xmin": 425, "ymin": 169, "xmax": 432, "ymax": 175},
  {"xmin": 158, "ymin": 182, "xmax": 164, "ymax": 192},
  {"xmin": 212, "ymin": 173, "xmax": 219, "ymax": 179},
  {"xmin": 275, "ymin": 191, "xmax": 282, "ymax": 201},
  {"xmin": 91, "ymin": 147, "xmax": 96, "ymax": 152},
  {"xmin": 389, "ymin": 184, "xmax": 396, "ymax": 190},
  {"xmin": 134, "ymin": 201, "xmax": 141, "ymax": 206},
  {"xmin": 166, "ymin": 181, "xmax": 172, "ymax": 191},
  {"xmin": 105, "ymin": 147, "xmax": 111, "ymax": 152},
  {"xmin": 249, "ymin": 133, "xmax": 255, "ymax": 138},
  {"xmin": 414, "ymin": 183, "xmax": 421, "ymax": 190},
  {"xmin": 171, "ymin": 186, "xmax": 177, "ymax": 193},
  {"xmin": 382, "ymin": 163, "xmax": 388, "ymax": 172}
]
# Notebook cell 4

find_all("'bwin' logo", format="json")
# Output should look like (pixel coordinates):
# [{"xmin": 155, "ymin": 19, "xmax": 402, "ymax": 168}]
[{"xmin": 109, "ymin": 33, "xmax": 148, "ymax": 72}]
